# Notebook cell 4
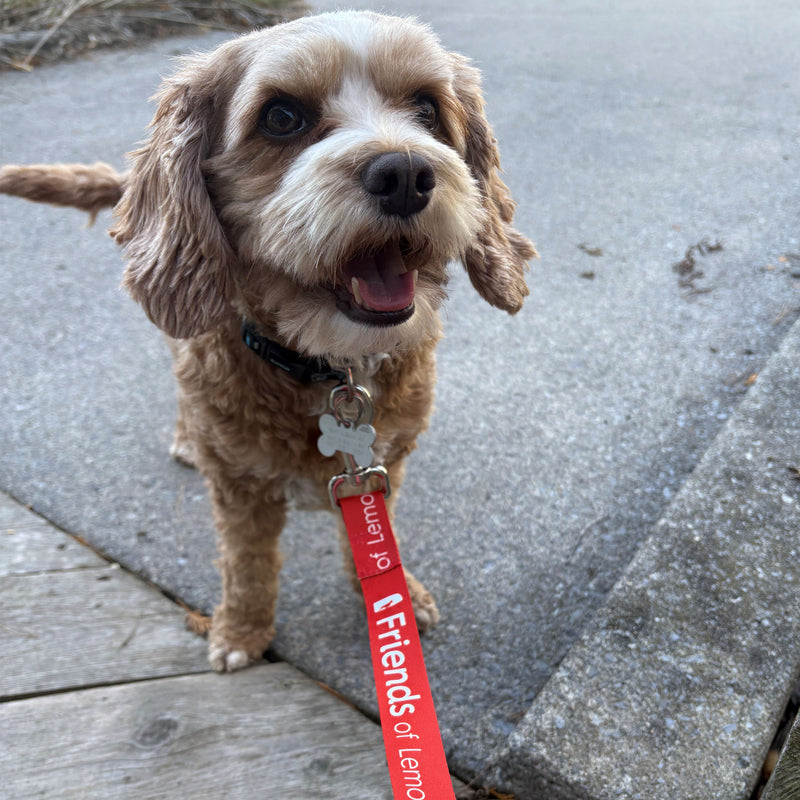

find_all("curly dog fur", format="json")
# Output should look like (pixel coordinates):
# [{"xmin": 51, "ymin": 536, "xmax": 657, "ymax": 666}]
[{"xmin": 0, "ymin": 11, "xmax": 536, "ymax": 672}]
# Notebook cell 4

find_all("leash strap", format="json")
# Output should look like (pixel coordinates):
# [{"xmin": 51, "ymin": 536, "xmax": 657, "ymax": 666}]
[{"xmin": 340, "ymin": 491, "xmax": 455, "ymax": 800}]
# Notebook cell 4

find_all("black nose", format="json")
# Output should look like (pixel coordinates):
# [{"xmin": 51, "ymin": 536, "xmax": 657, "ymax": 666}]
[{"xmin": 361, "ymin": 152, "xmax": 436, "ymax": 217}]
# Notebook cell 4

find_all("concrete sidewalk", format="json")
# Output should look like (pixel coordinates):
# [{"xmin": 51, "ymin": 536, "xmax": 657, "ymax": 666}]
[{"xmin": 1, "ymin": 1, "xmax": 799, "ymax": 798}]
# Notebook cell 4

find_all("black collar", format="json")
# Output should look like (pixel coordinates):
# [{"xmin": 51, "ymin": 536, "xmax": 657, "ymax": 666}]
[{"xmin": 241, "ymin": 319, "xmax": 346, "ymax": 383}]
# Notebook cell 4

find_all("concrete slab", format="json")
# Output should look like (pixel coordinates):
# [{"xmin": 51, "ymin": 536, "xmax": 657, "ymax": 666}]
[
  {"xmin": 490, "ymin": 316, "xmax": 800, "ymax": 799},
  {"xmin": 762, "ymin": 711, "xmax": 800, "ymax": 800},
  {"xmin": 1, "ymin": 1, "xmax": 799, "ymax": 794}
]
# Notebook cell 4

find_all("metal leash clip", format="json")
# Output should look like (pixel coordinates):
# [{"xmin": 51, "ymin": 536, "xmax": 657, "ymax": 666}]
[{"xmin": 317, "ymin": 368, "xmax": 391, "ymax": 508}]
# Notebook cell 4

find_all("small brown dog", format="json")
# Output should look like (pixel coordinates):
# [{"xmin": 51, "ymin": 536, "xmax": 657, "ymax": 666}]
[{"xmin": 0, "ymin": 11, "xmax": 535, "ymax": 672}]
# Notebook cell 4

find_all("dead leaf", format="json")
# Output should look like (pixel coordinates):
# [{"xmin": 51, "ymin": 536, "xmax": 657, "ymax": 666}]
[{"xmin": 185, "ymin": 609, "xmax": 212, "ymax": 637}]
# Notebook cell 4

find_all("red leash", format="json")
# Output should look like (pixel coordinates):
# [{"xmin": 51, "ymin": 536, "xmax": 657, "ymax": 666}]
[
  {"xmin": 319, "ymin": 373, "xmax": 454, "ymax": 799},
  {"xmin": 339, "ymin": 491, "xmax": 455, "ymax": 800}
]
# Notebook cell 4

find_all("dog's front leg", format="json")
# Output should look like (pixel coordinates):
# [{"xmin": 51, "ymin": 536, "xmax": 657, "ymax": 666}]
[{"xmin": 206, "ymin": 477, "xmax": 287, "ymax": 673}]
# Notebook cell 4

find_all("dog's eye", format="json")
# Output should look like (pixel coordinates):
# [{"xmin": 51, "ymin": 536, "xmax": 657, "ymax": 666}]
[
  {"xmin": 258, "ymin": 98, "xmax": 311, "ymax": 139},
  {"xmin": 413, "ymin": 95, "xmax": 439, "ymax": 131}
]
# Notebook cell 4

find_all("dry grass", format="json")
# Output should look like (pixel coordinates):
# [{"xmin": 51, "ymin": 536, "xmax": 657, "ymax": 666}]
[{"xmin": 0, "ymin": 0, "xmax": 305, "ymax": 70}]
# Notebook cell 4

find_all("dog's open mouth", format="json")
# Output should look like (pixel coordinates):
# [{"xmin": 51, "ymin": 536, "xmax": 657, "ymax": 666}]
[{"xmin": 334, "ymin": 241, "xmax": 417, "ymax": 327}]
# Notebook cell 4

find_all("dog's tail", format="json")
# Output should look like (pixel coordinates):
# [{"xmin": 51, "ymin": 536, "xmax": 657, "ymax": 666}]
[{"xmin": 0, "ymin": 162, "xmax": 127, "ymax": 223}]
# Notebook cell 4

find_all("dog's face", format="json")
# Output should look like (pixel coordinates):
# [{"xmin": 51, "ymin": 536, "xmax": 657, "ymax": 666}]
[{"xmin": 112, "ymin": 12, "xmax": 535, "ymax": 359}]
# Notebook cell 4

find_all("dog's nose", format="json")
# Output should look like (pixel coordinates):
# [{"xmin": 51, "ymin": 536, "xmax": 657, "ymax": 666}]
[{"xmin": 361, "ymin": 152, "xmax": 436, "ymax": 217}]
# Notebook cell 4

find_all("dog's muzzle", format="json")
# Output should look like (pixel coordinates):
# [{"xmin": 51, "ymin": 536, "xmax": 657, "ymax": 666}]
[{"xmin": 332, "ymin": 152, "xmax": 436, "ymax": 327}]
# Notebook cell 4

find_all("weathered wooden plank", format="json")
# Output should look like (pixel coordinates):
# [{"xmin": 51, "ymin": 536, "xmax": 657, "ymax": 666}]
[
  {"xmin": 0, "ymin": 664, "xmax": 394, "ymax": 800},
  {"xmin": 0, "ymin": 491, "xmax": 105, "ymax": 575},
  {"xmin": 0, "ymin": 491, "xmax": 45, "ymax": 528},
  {"xmin": 1, "ymin": 524, "xmax": 107, "ymax": 576},
  {"xmin": 0, "ymin": 566, "xmax": 209, "ymax": 699}
]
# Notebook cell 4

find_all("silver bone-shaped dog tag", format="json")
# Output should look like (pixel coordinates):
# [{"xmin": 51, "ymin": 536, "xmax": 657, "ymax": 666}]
[{"xmin": 318, "ymin": 414, "xmax": 376, "ymax": 469}]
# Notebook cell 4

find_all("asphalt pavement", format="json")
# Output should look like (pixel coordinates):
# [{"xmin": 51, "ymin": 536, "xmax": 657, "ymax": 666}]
[{"xmin": 1, "ymin": 2, "xmax": 799, "ymax": 798}]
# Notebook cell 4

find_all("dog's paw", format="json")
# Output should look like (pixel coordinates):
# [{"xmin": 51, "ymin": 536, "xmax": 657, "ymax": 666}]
[
  {"xmin": 411, "ymin": 590, "xmax": 440, "ymax": 632},
  {"xmin": 208, "ymin": 644, "xmax": 252, "ymax": 673},
  {"xmin": 403, "ymin": 568, "xmax": 440, "ymax": 632},
  {"xmin": 208, "ymin": 621, "xmax": 274, "ymax": 673}
]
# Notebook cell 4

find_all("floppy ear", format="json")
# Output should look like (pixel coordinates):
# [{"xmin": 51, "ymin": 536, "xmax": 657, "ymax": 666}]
[
  {"xmin": 451, "ymin": 54, "xmax": 538, "ymax": 314},
  {"xmin": 110, "ymin": 57, "xmax": 237, "ymax": 339}
]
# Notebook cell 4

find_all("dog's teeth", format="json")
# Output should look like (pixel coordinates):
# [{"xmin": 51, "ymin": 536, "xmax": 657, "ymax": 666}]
[
  {"xmin": 412, "ymin": 269, "xmax": 418, "ymax": 286},
  {"xmin": 351, "ymin": 277, "xmax": 365, "ymax": 307}
]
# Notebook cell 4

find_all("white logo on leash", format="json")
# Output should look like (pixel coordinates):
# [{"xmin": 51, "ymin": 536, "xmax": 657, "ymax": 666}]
[{"xmin": 374, "ymin": 593, "xmax": 403, "ymax": 612}]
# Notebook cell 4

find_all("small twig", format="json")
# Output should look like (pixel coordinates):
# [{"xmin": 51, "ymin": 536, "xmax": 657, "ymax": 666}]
[
  {"xmin": 21, "ymin": 0, "xmax": 91, "ymax": 68},
  {"xmin": 0, "ymin": 622, "xmax": 39, "ymax": 639},
  {"xmin": 567, "ymin": 513, "xmax": 609, "ymax": 563},
  {"xmin": 773, "ymin": 304, "xmax": 800, "ymax": 325},
  {"xmin": 118, "ymin": 619, "xmax": 140, "ymax": 649},
  {"xmin": 684, "ymin": 283, "xmax": 717, "ymax": 297}
]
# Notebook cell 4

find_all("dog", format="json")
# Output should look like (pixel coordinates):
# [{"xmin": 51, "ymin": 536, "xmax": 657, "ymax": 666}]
[{"xmin": 0, "ymin": 11, "xmax": 536, "ymax": 672}]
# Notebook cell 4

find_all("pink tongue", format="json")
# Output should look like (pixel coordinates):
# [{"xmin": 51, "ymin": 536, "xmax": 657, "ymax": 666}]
[{"xmin": 343, "ymin": 243, "xmax": 415, "ymax": 312}]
